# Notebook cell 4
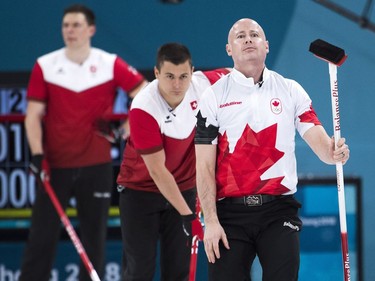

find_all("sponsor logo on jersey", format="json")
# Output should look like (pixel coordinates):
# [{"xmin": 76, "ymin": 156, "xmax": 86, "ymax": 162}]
[
  {"xmin": 219, "ymin": 101, "xmax": 242, "ymax": 108},
  {"xmin": 165, "ymin": 115, "xmax": 172, "ymax": 123}
]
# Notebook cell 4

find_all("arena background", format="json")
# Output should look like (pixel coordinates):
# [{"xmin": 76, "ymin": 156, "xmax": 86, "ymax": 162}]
[{"xmin": 1, "ymin": 0, "xmax": 375, "ymax": 280}]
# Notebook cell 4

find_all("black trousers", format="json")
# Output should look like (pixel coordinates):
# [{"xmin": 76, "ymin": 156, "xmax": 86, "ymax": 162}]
[
  {"xmin": 119, "ymin": 187, "xmax": 196, "ymax": 281},
  {"xmin": 209, "ymin": 195, "xmax": 302, "ymax": 281},
  {"xmin": 19, "ymin": 162, "xmax": 113, "ymax": 281}
]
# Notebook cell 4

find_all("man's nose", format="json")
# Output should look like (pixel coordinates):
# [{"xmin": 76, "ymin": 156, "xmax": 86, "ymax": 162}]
[
  {"xmin": 64, "ymin": 26, "xmax": 73, "ymax": 33},
  {"xmin": 173, "ymin": 79, "xmax": 181, "ymax": 88}
]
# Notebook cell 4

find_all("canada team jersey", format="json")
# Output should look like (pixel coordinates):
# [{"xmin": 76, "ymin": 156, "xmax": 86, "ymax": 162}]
[
  {"xmin": 27, "ymin": 48, "xmax": 144, "ymax": 168},
  {"xmin": 195, "ymin": 68, "xmax": 321, "ymax": 198},
  {"xmin": 117, "ymin": 69, "xmax": 230, "ymax": 193}
]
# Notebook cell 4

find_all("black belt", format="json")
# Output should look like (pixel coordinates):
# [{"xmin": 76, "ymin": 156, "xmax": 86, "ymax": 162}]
[{"xmin": 220, "ymin": 194, "xmax": 289, "ymax": 206}]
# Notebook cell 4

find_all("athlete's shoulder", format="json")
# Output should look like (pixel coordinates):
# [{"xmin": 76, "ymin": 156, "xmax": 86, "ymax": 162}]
[
  {"xmin": 131, "ymin": 80, "xmax": 159, "ymax": 109},
  {"xmin": 266, "ymin": 68, "xmax": 296, "ymax": 84},
  {"xmin": 37, "ymin": 48, "xmax": 65, "ymax": 66},
  {"xmin": 130, "ymin": 80, "xmax": 165, "ymax": 123},
  {"xmin": 89, "ymin": 48, "xmax": 117, "ymax": 64},
  {"xmin": 266, "ymin": 69, "xmax": 308, "ymax": 100},
  {"xmin": 210, "ymin": 71, "xmax": 231, "ymax": 90},
  {"xmin": 265, "ymin": 68, "xmax": 300, "ymax": 89},
  {"xmin": 189, "ymin": 70, "xmax": 226, "ymax": 100},
  {"xmin": 190, "ymin": 71, "xmax": 211, "ymax": 90},
  {"xmin": 194, "ymin": 68, "xmax": 230, "ymax": 85}
]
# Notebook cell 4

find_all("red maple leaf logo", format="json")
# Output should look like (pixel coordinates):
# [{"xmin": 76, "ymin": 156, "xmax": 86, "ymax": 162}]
[
  {"xmin": 216, "ymin": 124, "xmax": 289, "ymax": 197},
  {"xmin": 272, "ymin": 100, "xmax": 279, "ymax": 107}
]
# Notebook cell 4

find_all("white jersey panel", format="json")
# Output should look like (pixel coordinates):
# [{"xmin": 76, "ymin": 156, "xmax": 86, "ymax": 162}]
[
  {"xmin": 37, "ymin": 48, "xmax": 116, "ymax": 92},
  {"xmin": 198, "ymin": 68, "xmax": 318, "ymax": 194},
  {"xmin": 131, "ymin": 71, "xmax": 210, "ymax": 139}
]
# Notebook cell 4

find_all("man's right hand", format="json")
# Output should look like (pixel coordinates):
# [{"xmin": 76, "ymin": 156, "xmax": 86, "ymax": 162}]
[{"xmin": 203, "ymin": 221, "xmax": 230, "ymax": 264}]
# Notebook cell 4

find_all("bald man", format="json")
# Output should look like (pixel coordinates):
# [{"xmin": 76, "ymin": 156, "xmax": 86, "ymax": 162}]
[{"xmin": 194, "ymin": 18, "xmax": 350, "ymax": 281}]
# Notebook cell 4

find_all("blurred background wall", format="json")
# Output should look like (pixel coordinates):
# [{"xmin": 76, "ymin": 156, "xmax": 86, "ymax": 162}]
[{"xmin": 1, "ymin": 0, "xmax": 374, "ymax": 280}]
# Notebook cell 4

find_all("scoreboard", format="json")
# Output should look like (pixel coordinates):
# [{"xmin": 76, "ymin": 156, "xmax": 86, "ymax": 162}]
[{"xmin": 0, "ymin": 87, "xmax": 35, "ymax": 210}]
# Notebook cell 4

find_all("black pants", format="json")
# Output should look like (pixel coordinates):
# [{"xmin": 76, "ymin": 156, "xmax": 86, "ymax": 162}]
[
  {"xmin": 119, "ymin": 187, "xmax": 196, "ymax": 281},
  {"xmin": 209, "ymin": 195, "xmax": 302, "ymax": 281},
  {"xmin": 19, "ymin": 163, "xmax": 113, "ymax": 281}
]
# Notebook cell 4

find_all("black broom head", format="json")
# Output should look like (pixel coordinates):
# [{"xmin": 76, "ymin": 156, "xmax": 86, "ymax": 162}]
[{"xmin": 309, "ymin": 39, "xmax": 347, "ymax": 66}]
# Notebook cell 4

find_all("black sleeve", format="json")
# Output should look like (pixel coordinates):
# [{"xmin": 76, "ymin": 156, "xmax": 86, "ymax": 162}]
[{"xmin": 195, "ymin": 110, "xmax": 219, "ymax": 144}]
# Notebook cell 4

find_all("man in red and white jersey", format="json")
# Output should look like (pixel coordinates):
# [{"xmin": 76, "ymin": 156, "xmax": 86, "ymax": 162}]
[
  {"xmin": 116, "ymin": 43, "xmax": 230, "ymax": 280},
  {"xmin": 20, "ymin": 4, "xmax": 147, "ymax": 281},
  {"xmin": 195, "ymin": 18, "xmax": 350, "ymax": 281}
]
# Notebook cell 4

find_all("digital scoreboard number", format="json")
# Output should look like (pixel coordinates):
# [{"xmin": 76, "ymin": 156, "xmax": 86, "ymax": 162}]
[{"xmin": 0, "ymin": 88, "xmax": 37, "ymax": 210}]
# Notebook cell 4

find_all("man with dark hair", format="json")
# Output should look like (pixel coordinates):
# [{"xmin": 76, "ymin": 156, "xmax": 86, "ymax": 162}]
[
  {"xmin": 64, "ymin": 4, "xmax": 96, "ymax": 26},
  {"xmin": 20, "ymin": 4, "xmax": 147, "ymax": 281},
  {"xmin": 116, "ymin": 42, "xmax": 230, "ymax": 281}
]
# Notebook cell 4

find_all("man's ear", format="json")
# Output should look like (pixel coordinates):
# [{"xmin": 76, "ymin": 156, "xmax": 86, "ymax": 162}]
[
  {"xmin": 89, "ymin": 25, "xmax": 96, "ymax": 37},
  {"xmin": 154, "ymin": 66, "xmax": 159, "ymax": 79},
  {"xmin": 226, "ymin": 44, "xmax": 232, "ymax": 56}
]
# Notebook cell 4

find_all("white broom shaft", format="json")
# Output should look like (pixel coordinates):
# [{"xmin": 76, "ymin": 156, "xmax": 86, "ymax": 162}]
[
  {"xmin": 328, "ymin": 63, "xmax": 351, "ymax": 281},
  {"xmin": 328, "ymin": 63, "xmax": 348, "ymax": 232}
]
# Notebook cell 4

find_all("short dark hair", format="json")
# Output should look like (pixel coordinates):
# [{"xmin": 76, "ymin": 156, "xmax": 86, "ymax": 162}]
[
  {"xmin": 63, "ymin": 4, "xmax": 95, "ymax": 26},
  {"xmin": 156, "ymin": 43, "xmax": 192, "ymax": 70}
]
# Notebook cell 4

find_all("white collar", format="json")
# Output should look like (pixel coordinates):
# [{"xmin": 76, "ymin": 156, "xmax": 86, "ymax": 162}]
[{"xmin": 231, "ymin": 67, "xmax": 269, "ymax": 87}]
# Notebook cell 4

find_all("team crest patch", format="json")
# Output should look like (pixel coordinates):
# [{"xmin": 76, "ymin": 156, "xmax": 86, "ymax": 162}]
[
  {"xmin": 270, "ymin": 98, "xmax": 282, "ymax": 114},
  {"xmin": 190, "ymin": 100, "xmax": 198, "ymax": 110}
]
